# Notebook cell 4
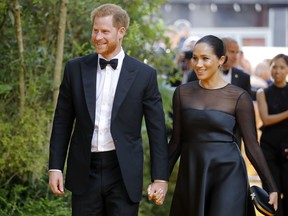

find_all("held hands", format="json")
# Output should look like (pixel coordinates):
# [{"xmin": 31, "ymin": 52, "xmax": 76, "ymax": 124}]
[
  {"xmin": 49, "ymin": 171, "xmax": 65, "ymax": 194},
  {"xmin": 147, "ymin": 180, "xmax": 168, "ymax": 206},
  {"xmin": 268, "ymin": 192, "xmax": 278, "ymax": 212}
]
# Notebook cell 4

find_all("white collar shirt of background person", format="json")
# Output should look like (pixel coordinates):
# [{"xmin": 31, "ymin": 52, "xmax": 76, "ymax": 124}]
[
  {"xmin": 221, "ymin": 68, "xmax": 232, "ymax": 83},
  {"xmin": 91, "ymin": 48, "xmax": 125, "ymax": 152}
]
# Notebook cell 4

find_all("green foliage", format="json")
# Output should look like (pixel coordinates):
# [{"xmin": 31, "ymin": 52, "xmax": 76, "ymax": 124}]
[
  {"xmin": 0, "ymin": 176, "xmax": 71, "ymax": 216},
  {"xmin": 0, "ymin": 106, "xmax": 51, "ymax": 181}
]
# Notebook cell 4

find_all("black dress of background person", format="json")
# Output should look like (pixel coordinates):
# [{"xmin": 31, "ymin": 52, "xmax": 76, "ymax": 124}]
[
  {"xmin": 256, "ymin": 54, "xmax": 288, "ymax": 216},
  {"xmin": 49, "ymin": 4, "xmax": 168, "ymax": 216},
  {"xmin": 168, "ymin": 35, "xmax": 278, "ymax": 216}
]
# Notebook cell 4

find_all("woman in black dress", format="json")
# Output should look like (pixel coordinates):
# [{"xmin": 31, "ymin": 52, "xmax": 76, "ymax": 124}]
[
  {"xmin": 168, "ymin": 35, "xmax": 278, "ymax": 216},
  {"xmin": 256, "ymin": 54, "xmax": 288, "ymax": 216}
]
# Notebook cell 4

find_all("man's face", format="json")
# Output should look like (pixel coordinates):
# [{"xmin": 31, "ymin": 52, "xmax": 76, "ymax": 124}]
[
  {"xmin": 224, "ymin": 41, "xmax": 239, "ymax": 69},
  {"xmin": 91, "ymin": 15, "xmax": 125, "ymax": 59}
]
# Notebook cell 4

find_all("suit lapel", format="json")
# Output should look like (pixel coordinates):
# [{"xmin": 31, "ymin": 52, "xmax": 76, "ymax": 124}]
[
  {"xmin": 81, "ymin": 53, "xmax": 98, "ymax": 123},
  {"xmin": 112, "ymin": 56, "xmax": 137, "ymax": 120},
  {"xmin": 231, "ymin": 68, "xmax": 239, "ymax": 86}
]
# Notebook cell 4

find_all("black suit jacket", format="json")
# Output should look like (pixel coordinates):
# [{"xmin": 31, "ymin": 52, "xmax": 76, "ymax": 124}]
[{"xmin": 49, "ymin": 53, "xmax": 168, "ymax": 203}]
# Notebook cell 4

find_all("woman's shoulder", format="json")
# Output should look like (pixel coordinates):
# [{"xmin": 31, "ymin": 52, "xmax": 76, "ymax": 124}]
[
  {"xmin": 173, "ymin": 81, "xmax": 199, "ymax": 96},
  {"xmin": 225, "ymin": 83, "xmax": 251, "ymax": 99}
]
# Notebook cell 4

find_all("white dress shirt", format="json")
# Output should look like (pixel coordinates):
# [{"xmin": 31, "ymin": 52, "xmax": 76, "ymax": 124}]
[
  {"xmin": 221, "ymin": 68, "xmax": 232, "ymax": 83},
  {"xmin": 91, "ymin": 49, "xmax": 125, "ymax": 152}
]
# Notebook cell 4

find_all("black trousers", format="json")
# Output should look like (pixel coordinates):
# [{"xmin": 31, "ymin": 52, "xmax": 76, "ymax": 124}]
[{"xmin": 72, "ymin": 151, "xmax": 139, "ymax": 216}]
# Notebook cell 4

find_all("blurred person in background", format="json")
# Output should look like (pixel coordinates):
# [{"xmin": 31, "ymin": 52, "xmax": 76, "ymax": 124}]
[
  {"xmin": 253, "ymin": 59, "xmax": 273, "ymax": 86},
  {"xmin": 256, "ymin": 54, "xmax": 288, "ymax": 216},
  {"xmin": 173, "ymin": 19, "xmax": 191, "ymax": 52},
  {"xmin": 221, "ymin": 37, "xmax": 252, "ymax": 98},
  {"xmin": 235, "ymin": 50, "xmax": 252, "ymax": 74},
  {"xmin": 181, "ymin": 36, "xmax": 200, "ymax": 84}
]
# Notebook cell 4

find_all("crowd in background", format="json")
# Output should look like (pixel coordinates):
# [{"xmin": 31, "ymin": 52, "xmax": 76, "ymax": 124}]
[{"xmin": 164, "ymin": 19, "xmax": 286, "ymax": 91}]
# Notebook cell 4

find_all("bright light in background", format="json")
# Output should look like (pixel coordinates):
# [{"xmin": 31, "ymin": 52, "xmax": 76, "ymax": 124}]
[
  {"xmin": 242, "ymin": 46, "xmax": 288, "ymax": 70},
  {"xmin": 210, "ymin": 3, "xmax": 218, "ymax": 13},
  {"xmin": 255, "ymin": 3, "xmax": 262, "ymax": 12},
  {"xmin": 233, "ymin": 3, "xmax": 241, "ymax": 12},
  {"xmin": 188, "ymin": 3, "xmax": 196, "ymax": 11},
  {"xmin": 164, "ymin": 4, "xmax": 172, "ymax": 12}
]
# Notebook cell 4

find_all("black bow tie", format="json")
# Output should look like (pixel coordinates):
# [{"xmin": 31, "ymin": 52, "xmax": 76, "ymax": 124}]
[
  {"xmin": 222, "ymin": 69, "xmax": 229, "ymax": 75},
  {"xmin": 99, "ymin": 58, "xmax": 118, "ymax": 70}
]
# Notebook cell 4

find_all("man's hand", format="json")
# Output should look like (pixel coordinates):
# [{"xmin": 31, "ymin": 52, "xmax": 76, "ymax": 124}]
[
  {"xmin": 49, "ymin": 171, "xmax": 65, "ymax": 194},
  {"xmin": 147, "ymin": 180, "xmax": 168, "ymax": 206}
]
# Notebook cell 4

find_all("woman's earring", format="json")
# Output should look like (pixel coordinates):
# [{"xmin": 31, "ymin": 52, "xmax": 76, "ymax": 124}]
[{"xmin": 218, "ymin": 64, "xmax": 222, "ymax": 69}]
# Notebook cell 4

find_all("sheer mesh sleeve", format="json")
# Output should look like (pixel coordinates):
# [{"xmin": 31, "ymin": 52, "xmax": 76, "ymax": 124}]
[
  {"xmin": 168, "ymin": 87, "xmax": 182, "ymax": 175},
  {"xmin": 236, "ymin": 92, "xmax": 278, "ymax": 193}
]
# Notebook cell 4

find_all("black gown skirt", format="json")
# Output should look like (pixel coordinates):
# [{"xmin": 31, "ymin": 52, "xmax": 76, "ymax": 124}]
[{"xmin": 170, "ymin": 109, "xmax": 255, "ymax": 216}]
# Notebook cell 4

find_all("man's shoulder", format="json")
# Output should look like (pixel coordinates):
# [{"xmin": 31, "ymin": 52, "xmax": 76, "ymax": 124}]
[
  {"xmin": 124, "ymin": 55, "xmax": 155, "ymax": 71},
  {"xmin": 67, "ymin": 53, "xmax": 97, "ymax": 65},
  {"xmin": 232, "ymin": 67, "xmax": 250, "ymax": 78}
]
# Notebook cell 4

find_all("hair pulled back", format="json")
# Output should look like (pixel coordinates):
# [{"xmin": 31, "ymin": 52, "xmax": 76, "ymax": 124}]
[{"xmin": 195, "ymin": 35, "xmax": 228, "ymax": 64}]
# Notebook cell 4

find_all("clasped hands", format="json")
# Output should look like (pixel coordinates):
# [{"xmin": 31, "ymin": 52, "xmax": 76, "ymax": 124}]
[{"xmin": 147, "ymin": 180, "xmax": 168, "ymax": 206}]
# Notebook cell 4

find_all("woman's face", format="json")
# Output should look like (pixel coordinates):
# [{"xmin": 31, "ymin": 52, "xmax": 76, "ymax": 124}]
[
  {"xmin": 270, "ymin": 57, "xmax": 288, "ymax": 85},
  {"xmin": 192, "ymin": 43, "xmax": 222, "ymax": 81}
]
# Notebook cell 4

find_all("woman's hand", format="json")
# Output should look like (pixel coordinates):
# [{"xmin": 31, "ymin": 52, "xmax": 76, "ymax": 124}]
[{"xmin": 268, "ymin": 192, "xmax": 278, "ymax": 211}]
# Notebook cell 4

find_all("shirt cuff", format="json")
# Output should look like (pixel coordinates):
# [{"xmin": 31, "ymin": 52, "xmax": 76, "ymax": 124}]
[{"xmin": 49, "ymin": 169, "xmax": 62, "ymax": 173}]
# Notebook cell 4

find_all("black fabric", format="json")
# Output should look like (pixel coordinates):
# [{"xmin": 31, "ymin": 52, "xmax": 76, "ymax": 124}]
[
  {"xmin": 49, "ymin": 53, "xmax": 169, "ymax": 203},
  {"xmin": 99, "ymin": 58, "xmax": 118, "ymax": 69},
  {"xmin": 260, "ymin": 84, "xmax": 288, "ymax": 216},
  {"xmin": 168, "ymin": 81, "xmax": 277, "ymax": 216},
  {"xmin": 222, "ymin": 69, "xmax": 229, "ymax": 75},
  {"xmin": 72, "ymin": 151, "xmax": 139, "ymax": 216}
]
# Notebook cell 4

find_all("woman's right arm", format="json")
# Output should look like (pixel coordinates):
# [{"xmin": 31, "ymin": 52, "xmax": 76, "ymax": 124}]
[{"xmin": 256, "ymin": 88, "xmax": 288, "ymax": 126}]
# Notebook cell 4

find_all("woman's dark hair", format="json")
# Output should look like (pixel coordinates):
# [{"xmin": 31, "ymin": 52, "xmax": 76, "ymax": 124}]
[
  {"xmin": 195, "ymin": 35, "xmax": 228, "ymax": 63},
  {"xmin": 270, "ymin": 54, "xmax": 288, "ymax": 66}
]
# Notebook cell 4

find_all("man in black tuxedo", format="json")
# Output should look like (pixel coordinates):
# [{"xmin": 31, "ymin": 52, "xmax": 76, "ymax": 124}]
[
  {"xmin": 187, "ymin": 37, "xmax": 251, "ymax": 149},
  {"xmin": 220, "ymin": 37, "xmax": 251, "ymax": 97},
  {"xmin": 49, "ymin": 4, "xmax": 168, "ymax": 216}
]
